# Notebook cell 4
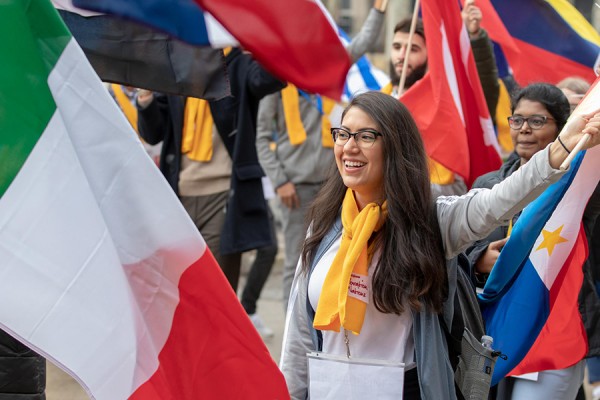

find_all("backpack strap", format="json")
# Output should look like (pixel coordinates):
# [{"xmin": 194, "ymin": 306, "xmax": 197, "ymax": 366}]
[
  {"xmin": 306, "ymin": 216, "xmax": 343, "ymax": 351},
  {"xmin": 430, "ymin": 203, "xmax": 466, "ymax": 371},
  {"xmin": 442, "ymin": 257, "xmax": 467, "ymax": 372}
]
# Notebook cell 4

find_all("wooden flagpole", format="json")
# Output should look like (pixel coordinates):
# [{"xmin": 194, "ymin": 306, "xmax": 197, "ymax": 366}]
[{"xmin": 398, "ymin": 0, "xmax": 421, "ymax": 98}]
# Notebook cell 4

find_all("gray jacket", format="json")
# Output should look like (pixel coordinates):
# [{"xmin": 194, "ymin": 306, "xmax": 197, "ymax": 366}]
[
  {"xmin": 280, "ymin": 145, "xmax": 565, "ymax": 400},
  {"xmin": 256, "ymin": 8, "xmax": 385, "ymax": 189}
]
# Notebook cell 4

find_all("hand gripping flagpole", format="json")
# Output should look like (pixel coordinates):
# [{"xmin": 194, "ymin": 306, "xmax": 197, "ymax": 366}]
[
  {"xmin": 559, "ymin": 61, "xmax": 600, "ymax": 170},
  {"xmin": 566, "ymin": 1, "xmax": 600, "ymax": 170},
  {"xmin": 374, "ymin": 0, "xmax": 389, "ymax": 12},
  {"xmin": 397, "ymin": 0, "xmax": 421, "ymax": 98},
  {"xmin": 559, "ymin": 133, "xmax": 590, "ymax": 171}
]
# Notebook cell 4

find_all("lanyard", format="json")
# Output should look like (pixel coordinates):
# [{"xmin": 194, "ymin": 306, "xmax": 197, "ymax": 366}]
[{"xmin": 297, "ymin": 89, "xmax": 324, "ymax": 115}]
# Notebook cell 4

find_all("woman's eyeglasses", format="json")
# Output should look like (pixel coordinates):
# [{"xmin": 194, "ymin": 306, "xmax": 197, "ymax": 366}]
[
  {"xmin": 331, "ymin": 127, "xmax": 382, "ymax": 148},
  {"xmin": 507, "ymin": 115, "xmax": 554, "ymax": 130}
]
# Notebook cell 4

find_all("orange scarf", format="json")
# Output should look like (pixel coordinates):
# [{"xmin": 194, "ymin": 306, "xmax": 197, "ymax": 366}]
[
  {"xmin": 181, "ymin": 98, "xmax": 214, "ymax": 162},
  {"xmin": 281, "ymin": 84, "xmax": 334, "ymax": 148},
  {"xmin": 313, "ymin": 189, "xmax": 387, "ymax": 335},
  {"xmin": 111, "ymin": 84, "xmax": 138, "ymax": 133}
]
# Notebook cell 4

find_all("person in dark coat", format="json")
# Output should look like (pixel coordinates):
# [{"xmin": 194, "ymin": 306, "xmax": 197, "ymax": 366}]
[
  {"xmin": 137, "ymin": 48, "xmax": 285, "ymax": 292},
  {"xmin": 0, "ymin": 329, "xmax": 45, "ymax": 399}
]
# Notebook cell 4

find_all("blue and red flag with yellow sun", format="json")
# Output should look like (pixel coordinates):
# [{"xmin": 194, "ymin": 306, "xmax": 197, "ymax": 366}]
[{"xmin": 479, "ymin": 78, "xmax": 600, "ymax": 384}]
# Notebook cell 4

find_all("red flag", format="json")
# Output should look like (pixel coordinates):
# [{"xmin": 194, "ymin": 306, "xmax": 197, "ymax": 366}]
[
  {"xmin": 401, "ymin": 0, "xmax": 501, "ymax": 186},
  {"xmin": 196, "ymin": 0, "xmax": 351, "ymax": 99}
]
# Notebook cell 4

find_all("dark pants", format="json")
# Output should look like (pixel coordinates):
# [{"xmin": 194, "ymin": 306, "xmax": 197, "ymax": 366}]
[
  {"xmin": 241, "ymin": 208, "xmax": 278, "ymax": 315},
  {"xmin": 404, "ymin": 367, "xmax": 421, "ymax": 399},
  {"xmin": 181, "ymin": 191, "xmax": 242, "ymax": 291},
  {"xmin": 0, "ymin": 329, "xmax": 45, "ymax": 400}
]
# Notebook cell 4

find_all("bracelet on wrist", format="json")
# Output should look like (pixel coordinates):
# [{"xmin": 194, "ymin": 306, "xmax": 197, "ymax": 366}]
[{"xmin": 557, "ymin": 136, "xmax": 571, "ymax": 154}]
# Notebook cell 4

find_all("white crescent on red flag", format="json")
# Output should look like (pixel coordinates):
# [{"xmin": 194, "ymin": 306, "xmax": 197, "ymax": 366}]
[{"xmin": 401, "ymin": 0, "xmax": 502, "ymax": 186}]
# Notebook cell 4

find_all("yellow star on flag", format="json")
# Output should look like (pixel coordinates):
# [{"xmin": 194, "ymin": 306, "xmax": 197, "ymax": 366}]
[{"xmin": 536, "ymin": 225, "xmax": 569, "ymax": 256}]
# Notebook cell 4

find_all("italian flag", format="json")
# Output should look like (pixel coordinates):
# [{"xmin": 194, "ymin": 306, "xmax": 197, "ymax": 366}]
[{"xmin": 0, "ymin": 1, "xmax": 288, "ymax": 399}]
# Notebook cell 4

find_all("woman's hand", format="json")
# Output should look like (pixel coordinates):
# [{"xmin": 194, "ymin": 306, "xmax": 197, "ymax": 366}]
[
  {"xmin": 549, "ymin": 109, "xmax": 600, "ymax": 168},
  {"xmin": 475, "ymin": 238, "xmax": 508, "ymax": 275},
  {"xmin": 581, "ymin": 112, "xmax": 600, "ymax": 147}
]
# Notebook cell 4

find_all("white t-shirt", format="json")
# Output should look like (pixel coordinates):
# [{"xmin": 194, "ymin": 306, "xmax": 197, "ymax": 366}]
[{"xmin": 308, "ymin": 236, "xmax": 415, "ymax": 364}]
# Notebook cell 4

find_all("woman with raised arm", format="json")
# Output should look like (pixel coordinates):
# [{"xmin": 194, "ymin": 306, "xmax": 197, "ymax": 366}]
[{"xmin": 280, "ymin": 91, "xmax": 600, "ymax": 400}]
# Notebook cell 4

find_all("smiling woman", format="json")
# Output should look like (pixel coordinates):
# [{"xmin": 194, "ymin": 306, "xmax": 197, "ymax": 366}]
[
  {"xmin": 280, "ymin": 91, "xmax": 600, "ymax": 400},
  {"xmin": 333, "ymin": 109, "xmax": 386, "ymax": 209}
]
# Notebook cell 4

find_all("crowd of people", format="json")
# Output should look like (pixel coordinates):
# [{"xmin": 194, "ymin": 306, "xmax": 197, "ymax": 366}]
[{"xmin": 2, "ymin": 0, "xmax": 600, "ymax": 399}]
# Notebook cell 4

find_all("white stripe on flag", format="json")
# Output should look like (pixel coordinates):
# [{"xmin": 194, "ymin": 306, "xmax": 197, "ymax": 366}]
[
  {"xmin": 440, "ymin": 22, "xmax": 465, "ymax": 125},
  {"xmin": 528, "ymin": 159, "xmax": 591, "ymax": 289},
  {"xmin": 204, "ymin": 12, "xmax": 238, "ymax": 48},
  {"xmin": 52, "ymin": 0, "xmax": 101, "ymax": 16},
  {"xmin": 530, "ymin": 80, "xmax": 600, "ymax": 288},
  {"xmin": 0, "ymin": 38, "xmax": 204, "ymax": 399},
  {"xmin": 345, "ymin": 65, "xmax": 390, "ymax": 99}
]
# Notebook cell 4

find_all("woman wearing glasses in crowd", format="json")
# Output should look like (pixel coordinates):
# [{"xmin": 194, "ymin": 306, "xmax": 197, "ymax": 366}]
[
  {"xmin": 465, "ymin": 83, "xmax": 600, "ymax": 399},
  {"xmin": 467, "ymin": 84, "xmax": 573, "ymax": 286},
  {"xmin": 280, "ymin": 90, "xmax": 600, "ymax": 400}
]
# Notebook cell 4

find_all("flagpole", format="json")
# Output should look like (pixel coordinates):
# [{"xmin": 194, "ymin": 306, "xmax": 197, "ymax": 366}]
[
  {"xmin": 374, "ymin": 0, "xmax": 389, "ymax": 12},
  {"xmin": 560, "ymin": 133, "xmax": 590, "ymax": 171},
  {"xmin": 397, "ymin": 0, "xmax": 421, "ymax": 98}
]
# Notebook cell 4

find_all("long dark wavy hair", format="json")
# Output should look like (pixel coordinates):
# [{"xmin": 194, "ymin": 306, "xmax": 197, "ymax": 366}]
[{"xmin": 301, "ymin": 91, "xmax": 448, "ymax": 314}]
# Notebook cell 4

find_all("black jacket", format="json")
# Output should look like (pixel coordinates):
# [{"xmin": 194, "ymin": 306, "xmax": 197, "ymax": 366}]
[
  {"xmin": 210, "ymin": 48, "xmax": 286, "ymax": 254},
  {"xmin": 0, "ymin": 329, "xmax": 45, "ymax": 399},
  {"xmin": 138, "ymin": 49, "xmax": 285, "ymax": 254}
]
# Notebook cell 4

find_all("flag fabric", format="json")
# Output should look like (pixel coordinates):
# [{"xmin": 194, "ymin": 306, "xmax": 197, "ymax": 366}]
[
  {"xmin": 400, "ymin": 0, "xmax": 502, "ymax": 187},
  {"xmin": 465, "ymin": 0, "xmax": 522, "ymax": 80},
  {"xmin": 0, "ymin": 1, "xmax": 289, "ymax": 399},
  {"xmin": 337, "ymin": 28, "xmax": 391, "ymax": 103},
  {"xmin": 479, "ymin": 0, "xmax": 600, "ymax": 86},
  {"xmin": 53, "ymin": 2, "xmax": 230, "ymax": 100},
  {"xmin": 478, "ymin": 78, "xmax": 600, "ymax": 384},
  {"xmin": 72, "ymin": 0, "xmax": 351, "ymax": 99}
]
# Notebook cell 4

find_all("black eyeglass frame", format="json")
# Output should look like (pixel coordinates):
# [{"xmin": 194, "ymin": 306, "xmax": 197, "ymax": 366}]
[
  {"xmin": 330, "ymin": 127, "xmax": 383, "ymax": 148},
  {"xmin": 507, "ymin": 115, "xmax": 555, "ymax": 130}
]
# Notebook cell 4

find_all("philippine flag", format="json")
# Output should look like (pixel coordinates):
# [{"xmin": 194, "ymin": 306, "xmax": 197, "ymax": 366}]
[
  {"xmin": 479, "ymin": 78, "xmax": 600, "ymax": 385},
  {"xmin": 0, "ymin": 1, "xmax": 289, "ymax": 399}
]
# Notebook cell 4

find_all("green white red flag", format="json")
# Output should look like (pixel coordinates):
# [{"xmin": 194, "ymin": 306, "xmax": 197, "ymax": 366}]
[{"xmin": 0, "ymin": 1, "xmax": 288, "ymax": 399}]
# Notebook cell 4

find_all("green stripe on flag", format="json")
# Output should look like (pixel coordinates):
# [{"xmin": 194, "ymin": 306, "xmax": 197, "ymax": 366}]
[{"xmin": 0, "ymin": 0, "xmax": 71, "ymax": 197}]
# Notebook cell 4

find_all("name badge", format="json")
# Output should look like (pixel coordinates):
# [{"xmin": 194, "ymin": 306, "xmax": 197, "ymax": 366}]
[
  {"xmin": 348, "ymin": 273, "xmax": 369, "ymax": 303},
  {"xmin": 307, "ymin": 352, "xmax": 405, "ymax": 399}
]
